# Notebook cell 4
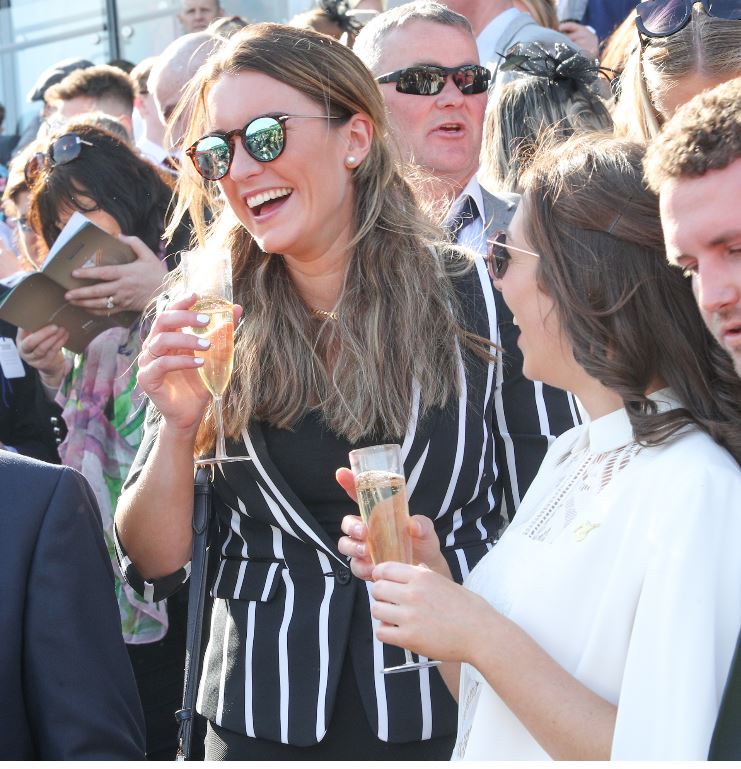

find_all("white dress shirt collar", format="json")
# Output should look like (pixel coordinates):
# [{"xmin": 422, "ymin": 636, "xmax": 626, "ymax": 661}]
[{"xmin": 572, "ymin": 388, "xmax": 683, "ymax": 455}]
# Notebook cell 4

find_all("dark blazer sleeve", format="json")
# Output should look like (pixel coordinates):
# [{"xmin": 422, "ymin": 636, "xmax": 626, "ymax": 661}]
[
  {"xmin": 709, "ymin": 628, "xmax": 741, "ymax": 759},
  {"xmin": 0, "ymin": 320, "xmax": 64, "ymax": 463},
  {"xmin": 19, "ymin": 464, "xmax": 146, "ymax": 759}
]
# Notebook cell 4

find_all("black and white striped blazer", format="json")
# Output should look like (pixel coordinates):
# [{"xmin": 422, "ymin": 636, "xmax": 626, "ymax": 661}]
[{"xmin": 118, "ymin": 253, "xmax": 578, "ymax": 747}]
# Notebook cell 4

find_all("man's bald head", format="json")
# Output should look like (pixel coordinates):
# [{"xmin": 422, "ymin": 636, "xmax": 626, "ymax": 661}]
[{"xmin": 148, "ymin": 31, "xmax": 221, "ymax": 144}]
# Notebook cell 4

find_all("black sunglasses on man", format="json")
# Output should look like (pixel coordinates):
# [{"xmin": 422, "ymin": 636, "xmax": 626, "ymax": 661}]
[{"xmin": 376, "ymin": 64, "xmax": 490, "ymax": 96}]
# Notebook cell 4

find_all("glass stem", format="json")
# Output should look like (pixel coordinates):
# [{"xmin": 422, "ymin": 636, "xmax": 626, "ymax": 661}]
[
  {"xmin": 214, "ymin": 395, "xmax": 226, "ymax": 459},
  {"xmin": 404, "ymin": 649, "xmax": 415, "ymax": 665}
]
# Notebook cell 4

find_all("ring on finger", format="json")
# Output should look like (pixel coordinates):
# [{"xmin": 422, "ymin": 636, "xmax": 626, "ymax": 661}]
[{"xmin": 105, "ymin": 295, "xmax": 115, "ymax": 310}]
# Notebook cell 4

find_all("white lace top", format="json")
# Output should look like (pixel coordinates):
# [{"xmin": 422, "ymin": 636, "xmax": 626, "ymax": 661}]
[{"xmin": 453, "ymin": 390, "xmax": 741, "ymax": 760}]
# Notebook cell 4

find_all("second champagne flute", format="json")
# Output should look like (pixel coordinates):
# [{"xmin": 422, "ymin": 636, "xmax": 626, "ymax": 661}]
[
  {"xmin": 182, "ymin": 248, "xmax": 250, "ymax": 465},
  {"xmin": 349, "ymin": 444, "xmax": 441, "ymax": 675}
]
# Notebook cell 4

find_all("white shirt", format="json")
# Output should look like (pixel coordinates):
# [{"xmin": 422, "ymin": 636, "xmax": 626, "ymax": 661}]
[
  {"xmin": 454, "ymin": 389, "xmax": 741, "ymax": 760},
  {"xmin": 136, "ymin": 135, "xmax": 169, "ymax": 167},
  {"xmin": 446, "ymin": 177, "xmax": 487, "ymax": 257},
  {"xmin": 476, "ymin": 7, "xmax": 521, "ymax": 74}
]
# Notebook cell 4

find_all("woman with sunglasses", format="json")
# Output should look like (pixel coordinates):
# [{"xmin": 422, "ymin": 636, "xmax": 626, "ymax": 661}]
[
  {"xmin": 115, "ymin": 22, "xmax": 521, "ymax": 760},
  {"xmin": 341, "ymin": 134, "xmax": 741, "ymax": 759},
  {"xmin": 613, "ymin": 0, "xmax": 741, "ymax": 141},
  {"xmin": 17, "ymin": 121, "xmax": 191, "ymax": 760}
]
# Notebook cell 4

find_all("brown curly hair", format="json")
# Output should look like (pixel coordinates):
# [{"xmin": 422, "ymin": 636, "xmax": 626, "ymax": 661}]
[{"xmin": 644, "ymin": 76, "xmax": 741, "ymax": 191}]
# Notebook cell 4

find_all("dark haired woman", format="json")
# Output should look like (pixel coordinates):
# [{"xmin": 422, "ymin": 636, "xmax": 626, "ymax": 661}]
[
  {"xmin": 342, "ymin": 134, "xmax": 741, "ymax": 760},
  {"xmin": 17, "ymin": 122, "xmax": 189, "ymax": 759}
]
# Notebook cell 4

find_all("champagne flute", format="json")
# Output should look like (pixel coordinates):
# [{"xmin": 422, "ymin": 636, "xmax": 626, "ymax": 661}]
[
  {"xmin": 349, "ymin": 444, "xmax": 441, "ymax": 675},
  {"xmin": 182, "ymin": 248, "xmax": 250, "ymax": 465}
]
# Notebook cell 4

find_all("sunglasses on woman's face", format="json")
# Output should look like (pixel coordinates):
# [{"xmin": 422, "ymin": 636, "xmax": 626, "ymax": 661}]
[
  {"xmin": 635, "ymin": 0, "xmax": 741, "ymax": 38},
  {"xmin": 24, "ymin": 133, "xmax": 93, "ymax": 185},
  {"xmin": 375, "ymin": 64, "xmax": 491, "ymax": 96},
  {"xmin": 186, "ymin": 113, "xmax": 343, "ymax": 181},
  {"xmin": 486, "ymin": 231, "xmax": 540, "ymax": 281}
]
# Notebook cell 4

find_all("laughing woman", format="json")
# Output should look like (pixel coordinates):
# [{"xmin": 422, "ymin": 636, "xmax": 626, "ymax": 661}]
[
  {"xmin": 342, "ymin": 134, "xmax": 741, "ymax": 760},
  {"xmin": 113, "ymin": 22, "xmax": 576, "ymax": 761}
]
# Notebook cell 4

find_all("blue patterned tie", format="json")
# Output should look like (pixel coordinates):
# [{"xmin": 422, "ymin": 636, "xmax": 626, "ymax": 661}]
[{"xmin": 449, "ymin": 195, "xmax": 479, "ymax": 243}]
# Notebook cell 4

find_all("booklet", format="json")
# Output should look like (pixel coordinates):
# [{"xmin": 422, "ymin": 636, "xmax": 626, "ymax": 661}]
[{"xmin": 0, "ymin": 212, "xmax": 139, "ymax": 353}]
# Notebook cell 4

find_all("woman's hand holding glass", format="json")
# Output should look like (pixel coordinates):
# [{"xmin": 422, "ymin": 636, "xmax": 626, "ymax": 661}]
[
  {"xmin": 138, "ymin": 293, "xmax": 236, "ymax": 437},
  {"xmin": 337, "ymin": 467, "xmax": 452, "ymax": 582},
  {"xmin": 370, "ymin": 561, "xmax": 494, "ymax": 666}
]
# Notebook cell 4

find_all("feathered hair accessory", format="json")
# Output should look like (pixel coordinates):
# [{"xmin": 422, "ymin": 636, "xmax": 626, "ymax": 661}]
[
  {"xmin": 498, "ymin": 41, "xmax": 611, "ymax": 94},
  {"xmin": 319, "ymin": 0, "xmax": 371, "ymax": 35}
]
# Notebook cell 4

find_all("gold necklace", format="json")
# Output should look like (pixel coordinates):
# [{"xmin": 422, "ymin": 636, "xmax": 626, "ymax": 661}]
[{"xmin": 312, "ymin": 308, "xmax": 339, "ymax": 321}]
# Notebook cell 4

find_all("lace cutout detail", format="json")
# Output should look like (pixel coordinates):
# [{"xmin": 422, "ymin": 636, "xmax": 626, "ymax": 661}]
[{"xmin": 522, "ymin": 443, "xmax": 642, "ymax": 543}]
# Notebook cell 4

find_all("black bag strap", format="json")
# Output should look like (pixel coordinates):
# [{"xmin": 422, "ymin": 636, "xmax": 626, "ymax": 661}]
[{"xmin": 175, "ymin": 466, "xmax": 213, "ymax": 761}]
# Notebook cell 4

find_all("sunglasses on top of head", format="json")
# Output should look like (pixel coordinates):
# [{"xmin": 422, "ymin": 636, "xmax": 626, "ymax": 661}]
[
  {"xmin": 186, "ymin": 113, "xmax": 343, "ymax": 181},
  {"xmin": 486, "ymin": 231, "xmax": 540, "ymax": 281},
  {"xmin": 635, "ymin": 0, "xmax": 741, "ymax": 38},
  {"xmin": 375, "ymin": 64, "xmax": 491, "ymax": 96},
  {"xmin": 24, "ymin": 133, "xmax": 93, "ymax": 185}
]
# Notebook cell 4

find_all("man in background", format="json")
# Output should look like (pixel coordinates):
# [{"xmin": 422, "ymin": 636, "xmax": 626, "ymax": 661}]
[
  {"xmin": 178, "ymin": 0, "xmax": 223, "ymax": 33},
  {"xmin": 148, "ymin": 31, "xmax": 221, "ymax": 152},
  {"xmin": 44, "ymin": 64, "xmax": 135, "ymax": 139},
  {"xmin": 644, "ymin": 76, "xmax": 741, "ymax": 761},
  {"xmin": 439, "ymin": 0, "xmax": 574, "ymax": 83},
  {"xmin": 0, "ymin": 452, "xmax": 145, "ymax": 759},
  {"xmin": 130, "ymin": 57, "xmax": 169, "ymax": 168}
]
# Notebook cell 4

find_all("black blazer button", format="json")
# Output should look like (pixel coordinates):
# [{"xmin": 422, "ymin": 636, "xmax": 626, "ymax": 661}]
[
  {"xmin": 50, "ymin": 416, "xmax": 58, "ymax": 424},
  {"xmin": 335, "ymin": 567, "xmax": 352, "ymax": 585}
]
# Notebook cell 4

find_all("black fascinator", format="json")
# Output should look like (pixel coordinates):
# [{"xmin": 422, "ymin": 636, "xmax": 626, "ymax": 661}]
[
  {"xmin": 319, "ymin": 0, "xmax": 366, "ymax": 35},
  {"xmin": 499, "ymin": 41, "xmax": 610, "ymax": 95}
]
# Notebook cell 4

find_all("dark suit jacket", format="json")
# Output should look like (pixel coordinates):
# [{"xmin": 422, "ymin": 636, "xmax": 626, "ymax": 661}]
[
  {"xmin": 0, "ymin": 452, "xmax": 145, "ymax": 759},
  {"xmin": 709, "ymin": 629, "xmax": 741, "ymax": 759}
]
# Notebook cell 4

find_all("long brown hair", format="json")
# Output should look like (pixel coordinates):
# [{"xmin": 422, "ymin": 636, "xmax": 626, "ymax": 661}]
[
  {"xmin": 168, "ymin": 23, "xmax": 481, "ymax": 450},
  {"xmin": 522, "ymin": 133, "xmax": 741, "ymax": 462}
]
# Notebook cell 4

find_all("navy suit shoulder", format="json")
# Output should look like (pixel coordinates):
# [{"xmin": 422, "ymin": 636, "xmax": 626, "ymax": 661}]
[{"xmin": 0, "ymin": 452, "xmax": 145, "ymax": 759}]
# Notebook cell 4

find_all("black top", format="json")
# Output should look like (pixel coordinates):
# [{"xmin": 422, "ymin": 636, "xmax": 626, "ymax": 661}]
[{"xmin": 263, "ymin": 412, "xmax": 379, "ymax": 544}]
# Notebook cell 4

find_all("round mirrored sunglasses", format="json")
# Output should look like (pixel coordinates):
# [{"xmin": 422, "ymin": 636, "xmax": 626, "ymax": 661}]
[{"xmin": 186, "ymin": 114, "xmax": 343, "ymax": 181}]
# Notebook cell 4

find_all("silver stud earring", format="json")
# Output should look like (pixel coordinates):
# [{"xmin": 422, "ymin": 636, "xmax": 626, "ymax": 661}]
[{"xmin": 345, "ymin": 155, "xmax": 357, "ymax": 167}]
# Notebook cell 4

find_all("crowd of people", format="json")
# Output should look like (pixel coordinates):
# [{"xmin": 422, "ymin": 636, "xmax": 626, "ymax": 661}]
[{"xmin": 0, "ymin": 0, "xmax": 739, "ymax": 761}]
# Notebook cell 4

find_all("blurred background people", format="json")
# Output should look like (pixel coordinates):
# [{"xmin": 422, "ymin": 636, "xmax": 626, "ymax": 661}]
[
  {"xmin": 290, "ymin": 0, "xmax": 376, "ymax": 46},
  {"xmin": 148, "ymin": 31, "xmax": 222, "ymax": 152},
  {"xmin": 178, "ymin": 0, "xmax": 224, "ymax": 33},
  {"xmin": 613, "ymin": 2, "xmax": 741, "ymax": 142},
  {"xmin": 480, "ymin": 40, "xmax": 613, "ymax": 194},
  {"xmin": 44, "ymin": 64, "xmax": 136, "ymax": 140},
  {"xmin": 17, "ymin": 122, "xmax": 189, "ymax": 759},
  {"xmin": 440, "ymin": 0, "xmax": 575, "ymax": 84},
  {"xmin": 1, "ymin": 452, "xmax": 146, "ymax": 759},
  {"xmin": 130, "ymin": 57, "xmax": 169, "ymax": 168}
]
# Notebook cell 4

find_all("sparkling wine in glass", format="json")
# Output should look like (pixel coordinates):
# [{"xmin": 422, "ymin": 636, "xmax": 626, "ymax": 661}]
[
  {"xmin": 349, "ymin": 444, "xmax": 442, "ymax": 675},
  {"xmin": 183, "ymin": 248, "xmax": 250, "ymax": 465}
]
